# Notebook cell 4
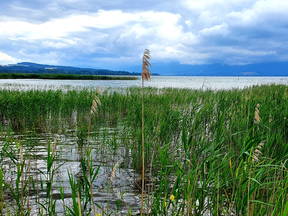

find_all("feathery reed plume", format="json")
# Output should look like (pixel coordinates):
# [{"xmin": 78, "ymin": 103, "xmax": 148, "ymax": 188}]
[
  {"xmin": 90, "ymin": 95, "xmax": 101, "ymax": 115},
  {"xmin": 252, "ymin": 142, "xmax": 264, "ymax": 163},
  {"xmin": 142, "ymin": 49, "xmax": 151, "ymax": 83},
  {"xmin": 252, "ymin": 104, "xmax": 263, "ymax": 162},
  {"xmin": 141, "ymin": 49, "xmax": 151, "ymax": 215},
  {"xmin": 254, "ymin": 104, "xmax": 261, "ymax": 123},
  {"xmin": 110, "ymin": 159, "xmax": 123, "ymax": 182},
  {"xmin": 89, "ymin": 95, "xmax": 101, "ymax": 133}
]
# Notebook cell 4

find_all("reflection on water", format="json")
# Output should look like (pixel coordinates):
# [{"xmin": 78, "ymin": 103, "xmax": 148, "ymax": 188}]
[
  {"xmin": 0, "ymin": 76, "xmax": 287, "ymax": 91},
  {"xmin": 0, "ymin": 126, "xmax": 140, "ymax": 215}
]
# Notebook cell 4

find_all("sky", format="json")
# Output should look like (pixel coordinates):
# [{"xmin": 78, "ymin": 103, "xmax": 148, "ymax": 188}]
[{"xmin": 0, "ymin": 0, "xmax": 288, "ymax": 72}]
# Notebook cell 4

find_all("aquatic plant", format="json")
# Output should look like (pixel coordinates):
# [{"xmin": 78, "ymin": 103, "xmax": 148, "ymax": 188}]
[{"xmin": 0, "ymin": 84, "xmax": 287, "ymax": 215}]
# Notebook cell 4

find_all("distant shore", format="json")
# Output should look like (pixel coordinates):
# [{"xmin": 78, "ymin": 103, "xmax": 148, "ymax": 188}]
[{"xmin": 0, "ymin": 73, "xmax": 138, "ymax": 80}]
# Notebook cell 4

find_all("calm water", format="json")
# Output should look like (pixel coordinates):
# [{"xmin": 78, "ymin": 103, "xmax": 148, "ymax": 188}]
[
  {"xmin": 0, "ymin": 76, "xmax": 287, "ymax": 90},
  {"xmin": 1, "ymin": 125, "xmax": 139, "ymax": 215}
]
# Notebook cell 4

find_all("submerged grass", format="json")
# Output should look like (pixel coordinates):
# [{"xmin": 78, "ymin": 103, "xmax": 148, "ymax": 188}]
[{"xmin": 0, "ymin": 84, "xmax": 287, "ymax": 215}]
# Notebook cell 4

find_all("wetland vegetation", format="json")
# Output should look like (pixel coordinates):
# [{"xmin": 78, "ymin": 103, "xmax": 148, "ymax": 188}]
[
  {"xmin": 0, "ymin": 84, "xmax": 287, "ymax": 215},
  {"xmin": 0, "ymin": 73, "xmax": 137, "ymax": 80}
]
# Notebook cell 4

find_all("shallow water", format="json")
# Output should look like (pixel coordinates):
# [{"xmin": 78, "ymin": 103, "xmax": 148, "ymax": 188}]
[
  {"xmin": 0, "ymin": 76, "xmax": 287, "ymax": 91},
  {"xmin": 0, "ymin": 125, "xmax": 140, "ymax": 215}
]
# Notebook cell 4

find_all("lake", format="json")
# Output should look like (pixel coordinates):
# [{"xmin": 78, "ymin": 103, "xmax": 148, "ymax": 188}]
[{"xmin": 0, "ymin": 76, "xmax": 287, "ymax": 90}]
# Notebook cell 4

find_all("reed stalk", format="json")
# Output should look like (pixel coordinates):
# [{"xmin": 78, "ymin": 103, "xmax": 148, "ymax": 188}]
[
  {"xmin": 141, "ymin": 49, "xmax": 151, "ymax": 215},
  {"xmin": 0, "ymin": 168, "xmax": 3, "ymax": 215}
]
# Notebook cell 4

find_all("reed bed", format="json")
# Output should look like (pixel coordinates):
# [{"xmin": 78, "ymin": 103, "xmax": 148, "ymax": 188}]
[
  {"xmin": 0, "ymin": 84, "xmax": 287, "ymax": 215},
  {"xmin": 0, "ymin": 73, "xmax": 137, "ymax": 80}
]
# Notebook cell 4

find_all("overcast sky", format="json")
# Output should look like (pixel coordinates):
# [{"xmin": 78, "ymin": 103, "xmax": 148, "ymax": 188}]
[{"xmin": 0, "ymin": 0, "xmax": 287, "ymax": 70}]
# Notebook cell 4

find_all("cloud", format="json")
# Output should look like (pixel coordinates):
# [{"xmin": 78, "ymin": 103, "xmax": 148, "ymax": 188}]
[
  {"xmin": 0, "ymin": 10, "xmax": 185, "ymax": 40},
  {"xmin": 180, "ymin": 0, "xmax": 288, "ymax": 64},
  {"xmin": 0, "ymin": 9, "xmax": 197, "ymax": 65},
  {"xmin": 0, "ymin": 0, "xmax": 288, "ymax": 68},
  {"xmin": 0, "ymin": 51, "xmax": 19, "ymax": 64}
]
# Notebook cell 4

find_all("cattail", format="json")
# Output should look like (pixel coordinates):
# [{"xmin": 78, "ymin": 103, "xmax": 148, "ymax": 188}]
[
  {"xmin": 252, "ymin": 141, "xmax": 264, "ymax": 162},
  {"xmin": 142, "ymin": 49, "xmax": 151, "ymax": 81},
  {"xmin": 90, "ymin": 95, "xmax": 101, "ymax": 115},
  {"xmin": 254, "ymin": 104, "xmax": 261, "ymax": 123}
]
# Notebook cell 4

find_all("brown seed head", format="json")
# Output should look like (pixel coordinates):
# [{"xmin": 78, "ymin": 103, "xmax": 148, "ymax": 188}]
[
  {"xmin": 142, "ymin": 49, "xmax": 151, "ymax": 81},
  {"xmin": 254, "ymin": 104, "xmax": 261, "ymax": 123},
  {"xmin": 90, "ymin": 95, "xmax": 101, "ymax": 115}
]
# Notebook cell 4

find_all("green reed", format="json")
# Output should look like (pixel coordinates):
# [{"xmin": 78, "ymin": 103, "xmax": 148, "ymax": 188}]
[
  {"xmin": 0, "ymin": 85, "xmax": 287, "ymax": 215},
  {"xmin": 0, "ymin": 167, "xmax": 4, "ymax": 215},
  {"xmin": 44, "ymin": 142, "xmax": 57, "ymax": 216},
  {"xmin": 65, "ymin": 149, "xmax": 100, "ymax": 216},
  {"xmin": 0, "ymin": 139, "xmax": 31, "ymax": 216}
]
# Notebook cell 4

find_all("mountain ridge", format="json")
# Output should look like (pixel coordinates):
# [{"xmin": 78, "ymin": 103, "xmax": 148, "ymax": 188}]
[
  {"xmin": 0, "ymin": 62, "xmax": 141, "ymax": 76},
  {"xmin": 1, "ymin": 62, "xmax": 287, "ymax": 76}
]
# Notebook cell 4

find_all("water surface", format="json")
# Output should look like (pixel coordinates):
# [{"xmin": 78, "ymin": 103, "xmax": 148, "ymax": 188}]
[{"xmin": 0, "ymin": 76, "xmax": 287, "ymax": 90}]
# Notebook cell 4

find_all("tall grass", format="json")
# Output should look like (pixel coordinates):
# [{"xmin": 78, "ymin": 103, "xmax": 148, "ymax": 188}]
[{"xmin": 0, "ymin": 84, "xmax": 287, "ymax": 215}]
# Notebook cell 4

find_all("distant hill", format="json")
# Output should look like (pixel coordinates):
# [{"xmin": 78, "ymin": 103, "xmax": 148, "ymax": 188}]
[
  {"xmin": 0, "ymin": 62, "xmax": 141, "ymax": 76},
  {"xmin": 2, "ymin": 61, "xmax": 286, "ymax": 77}
]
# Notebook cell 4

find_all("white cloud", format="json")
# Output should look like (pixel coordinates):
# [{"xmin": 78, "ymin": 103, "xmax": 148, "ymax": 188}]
[
  {"xmin": 200, "ymin": 23, "xmax": 229, "ymax": 36},
  {"xmin": 227, "ymin": 0, "xmax": 288, "ymax": 26},
  {"xmin": 0, "ymin": 51, "xmax": 18, "ymax": 64},
  {"xmin": 0, "ymin": 10, "xmax": 135, "ymax": 41},
  {"xmin": 0, "ymin": 10, "xmax": 190, "ymax": 48},
  {"xmin": 182, "ymin": 0, "xmax": 255, "ymax": 12},
  {"xmin": 41, "ymin": 38, "xmax": 80, "ymax": 48},
  {"xmin": 1, "ymin": 0, "xmax": 288, "ymax": 66},
  {"xmin": 0, "ymin": 9, "xmax": 199, "ymax": 62}
]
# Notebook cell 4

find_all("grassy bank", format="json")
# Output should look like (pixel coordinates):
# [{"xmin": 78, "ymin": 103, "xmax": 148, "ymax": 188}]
[
  {"xmin": 0, "ymin": 72, "xmax": 138, "ymax": 80},
  {"xmin": 0, "ymin": 85, "xmax": 287, "ymax": 215}
]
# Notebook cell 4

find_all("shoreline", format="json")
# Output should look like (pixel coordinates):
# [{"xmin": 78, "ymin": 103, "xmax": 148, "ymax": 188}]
[{"xmin": 0, "ymin": 73, "xmax": 138, "ymax": 80}]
